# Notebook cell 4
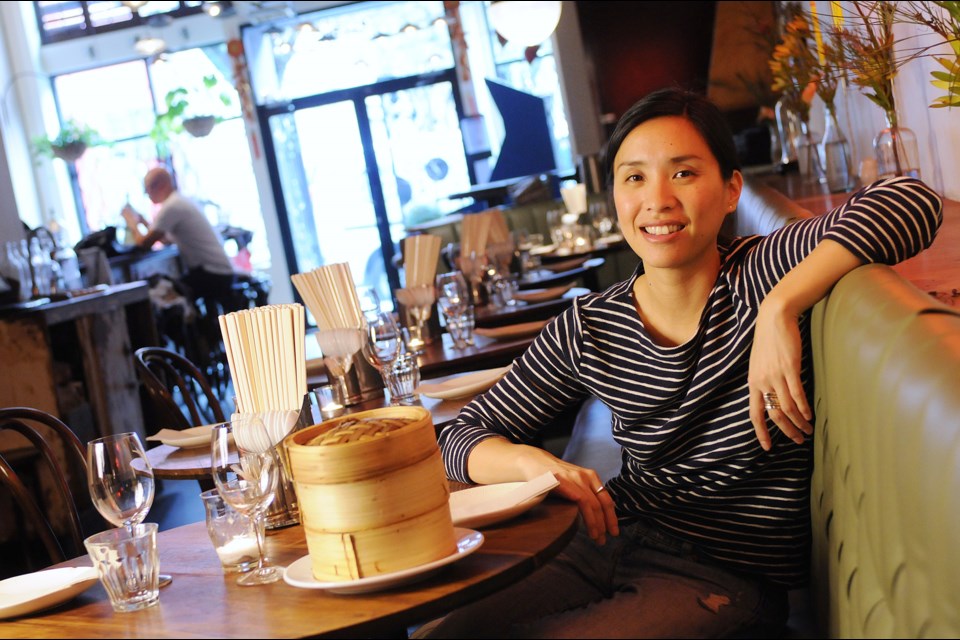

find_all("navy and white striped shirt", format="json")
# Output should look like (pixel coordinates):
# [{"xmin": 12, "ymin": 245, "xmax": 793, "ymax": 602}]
[{"xmin": 439, "ymin": 176, "xmax": 942, "ymax": 587}]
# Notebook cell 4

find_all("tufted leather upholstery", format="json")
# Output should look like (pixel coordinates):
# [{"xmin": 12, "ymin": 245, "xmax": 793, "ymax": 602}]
[{"xmin": 810, "ymin": 264, "xmax": 960, "ymax": 637}]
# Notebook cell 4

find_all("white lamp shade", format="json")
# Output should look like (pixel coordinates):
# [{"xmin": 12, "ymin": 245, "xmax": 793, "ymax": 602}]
[
  {"xmin": 488, "ymin": 1, "xmax": 562, "ymax": 47},
  {"xmin": 135, "ymin": 35, "xmax": 166, "ymax": 56}
]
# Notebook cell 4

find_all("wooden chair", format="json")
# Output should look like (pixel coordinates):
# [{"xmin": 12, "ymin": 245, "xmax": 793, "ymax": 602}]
[
  {"xmin": 134, "ymin": 346, "xmax": 227, "ymax": 434},
  {"xmin": 0, "ymin": 407, "xmax": 99, "ymax": 571}
]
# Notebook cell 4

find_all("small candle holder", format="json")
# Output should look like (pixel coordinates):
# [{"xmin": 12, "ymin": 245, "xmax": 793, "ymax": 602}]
[{"xmin": 315, "ymin": 383, "xmax": 345, "ymax": 420}]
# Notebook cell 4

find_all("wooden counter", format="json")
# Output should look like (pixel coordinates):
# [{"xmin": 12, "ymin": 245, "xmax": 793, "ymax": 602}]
[
  {"xmin": 0, "ymin": 282, "xmax": 159, "ymax": 447},
  {"xmin": 755, "ymin": 172, "xmax": 959, "ymax": 301}
]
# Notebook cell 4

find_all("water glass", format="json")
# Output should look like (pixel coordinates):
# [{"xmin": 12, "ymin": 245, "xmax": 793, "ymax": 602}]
[
  {"xmin": 200, "ymin": 489, "xmax": 259, "ymax": 574},
  {"xmin": 388, "ymin": 350, "xmax": 420, "ymax": 404},
  {"xmin": 84, "ymin": 523, "xmax": 160, "ymax": 613},
  {"xmin": 458, "ymin": 304, "xmax": 476, "ymax": 346}
]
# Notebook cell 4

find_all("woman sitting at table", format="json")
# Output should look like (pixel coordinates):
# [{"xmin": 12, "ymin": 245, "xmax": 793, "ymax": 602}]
[{"xmin": 431, "ymin": 87, "xmax": 942, "ymax": 638}]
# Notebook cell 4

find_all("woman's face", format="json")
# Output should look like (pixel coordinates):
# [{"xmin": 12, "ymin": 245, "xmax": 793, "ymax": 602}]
[{"xmin": 612, "ymin": 116, "xmax": 742, "ymax": 274}]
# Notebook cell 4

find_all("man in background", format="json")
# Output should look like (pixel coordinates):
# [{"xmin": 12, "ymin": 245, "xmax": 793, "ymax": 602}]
[{"xmin": 123, "ymin": 166, "xmax": 235, "ymax": 301}]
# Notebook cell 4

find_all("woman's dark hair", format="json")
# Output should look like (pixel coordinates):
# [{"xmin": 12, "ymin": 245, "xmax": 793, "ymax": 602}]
[{"xmin": 601, "ymin": 87, "xmax": 740, "ymax": 189}]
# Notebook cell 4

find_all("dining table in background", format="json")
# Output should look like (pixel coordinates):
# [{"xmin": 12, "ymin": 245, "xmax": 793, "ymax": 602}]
[
  {"xmin": 306, "ymin": 327, "xmax": 539, "ymax": 386},
  {"xmin": 518, "ymin": 256, "xmax": 605, "ymax": 292},
  {"xmin": 474, "ymin": 286, "xmax": 587, "ymax": 328},
  {"xmin": 0, "ymin": 483, "xmax": 579, "ymax": 639},
  {"xmin": 146, "ymin": 392, "xmax": 475, "ymax": 486}
]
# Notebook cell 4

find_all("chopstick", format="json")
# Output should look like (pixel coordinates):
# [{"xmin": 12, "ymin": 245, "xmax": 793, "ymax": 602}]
[{"xmin": 219, "ymin": 304, "xmax": 307, "ymax": 413}]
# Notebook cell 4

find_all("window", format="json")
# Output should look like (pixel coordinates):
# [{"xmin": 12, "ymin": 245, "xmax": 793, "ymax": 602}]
[
  {"xmin": 34, "ymin": 1, "xmax": 203, "ymax": 44},
  {"xmin": 53, "ymin": 46, "xmax": 271, "ymax": 274}
]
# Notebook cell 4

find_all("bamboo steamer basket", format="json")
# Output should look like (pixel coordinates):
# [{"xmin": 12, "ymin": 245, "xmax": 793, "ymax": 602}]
[{"xmin": 284, "ymin": 405, "xmax": 456, "ymax": 581}]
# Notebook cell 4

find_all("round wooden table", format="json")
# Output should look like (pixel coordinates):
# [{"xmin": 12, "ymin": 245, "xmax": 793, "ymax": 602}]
[{"xmin": 0, "ymin": 486, "xmax": 579, "ymax": 639}]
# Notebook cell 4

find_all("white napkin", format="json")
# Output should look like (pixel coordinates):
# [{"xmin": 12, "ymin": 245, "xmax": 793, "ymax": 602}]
[
  {"xmin": 231, "ymin": 410, "xmax": 299, "ymax": 451},
  {"xmin": 560, "ymin": 183, "xmax": 587, "ymax": 216},
  {"xmin": 145, "ymin": 426, "xmax": 213, "ymax": 444},
  {"xmin": 454, "ymin": 472, "xmax": 559, "ymax": 521}
]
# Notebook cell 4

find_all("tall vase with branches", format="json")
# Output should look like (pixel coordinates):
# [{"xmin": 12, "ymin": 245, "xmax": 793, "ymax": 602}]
[
  {"xmin": 770, "ymin": 6, "xmax": 823, "ymax": 182},
  {"xmin": 806, "ymin": 10, "xmax": 856, "ymax": 192},
  {"xmin": 833, "ymin": 1, "xmax": 920, "ymax": 179}
]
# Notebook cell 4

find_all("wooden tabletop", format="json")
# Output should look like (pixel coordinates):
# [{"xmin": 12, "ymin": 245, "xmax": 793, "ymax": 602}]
[{"xmin": 0, "ymin": 486, "xmax": 579, "ymax": 639}]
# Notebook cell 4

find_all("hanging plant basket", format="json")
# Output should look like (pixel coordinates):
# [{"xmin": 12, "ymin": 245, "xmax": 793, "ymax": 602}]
[
  {"xmin": 51, "ymin": 141, "xmax": 88, "ymax": 163},
  {"xmin": 182, "ymin": 115, "xmax": 217, "ymax": 138}
]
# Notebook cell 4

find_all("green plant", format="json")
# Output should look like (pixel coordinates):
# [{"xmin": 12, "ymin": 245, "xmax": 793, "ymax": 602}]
[
  {"xmin": 896, "ymin": 1, "xmax": 960, "ymax": 108},
  {"xmin": 31, "ymin": 119, "xmax": 102, "ymax": 161},
  {"xmin": 150, "ymin": 74, "xmax": 233, "ymax": 155}
]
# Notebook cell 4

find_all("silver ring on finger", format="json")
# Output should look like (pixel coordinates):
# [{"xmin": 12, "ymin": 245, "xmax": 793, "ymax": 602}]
[{"xmin": 763, "ymin": 391, "xmax": 780, "ymax": 411}]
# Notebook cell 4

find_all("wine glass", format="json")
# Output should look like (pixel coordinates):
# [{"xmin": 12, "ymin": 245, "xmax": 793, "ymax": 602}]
[
  {"xmin": 315, "ymin": 327, "xmax": 364, "ymax": 404},
  {"xmin": 210, "ymin": 417, "xmax": 280, "ymax": 586},
  {"xmin": 355, "ymin": 285, "xmax": 382, "ymax": 321},
  {"xmin": 394, "ymin": 284, "xmax": 435, "ymax": 353},
  {"xmin": 436, "ymin": 271, "xmax": 470, "ymax": 349},
  {"xmin": 361, "ymin": 311, "xmax": 405, "ymax": 403},
  {"xmin": 87, "ymin": 432, "xmax": 172, "ymax": 587}
]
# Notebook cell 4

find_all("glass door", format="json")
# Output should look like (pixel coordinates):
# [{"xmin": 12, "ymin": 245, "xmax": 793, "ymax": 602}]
[{"xmin": 262, "ymin": 73, "xmax": 470, "ymax": 311}]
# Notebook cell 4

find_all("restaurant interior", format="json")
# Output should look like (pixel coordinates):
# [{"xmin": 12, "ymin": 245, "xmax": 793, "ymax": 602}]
[{"xmin": 0, "ymin": 1, "xmax": 958, "ymax": 637}]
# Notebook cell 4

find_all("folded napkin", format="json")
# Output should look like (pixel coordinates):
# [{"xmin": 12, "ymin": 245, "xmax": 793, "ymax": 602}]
[
  {"xmin": 231, "ymin": 409, "xmax": 300, "ymax": 452},
  {"xmin": 146, "ymin": 426, "xmax": 213, "ymax": 444},
  {"xmin": 454, "ymin": 472, "xmax": 559, "ymax": 521}
]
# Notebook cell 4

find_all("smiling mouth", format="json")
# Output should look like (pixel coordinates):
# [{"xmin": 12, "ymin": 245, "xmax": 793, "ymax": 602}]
[{"xmin": 642, "ymin": 224, "xmax": 684, "ymax": 235}]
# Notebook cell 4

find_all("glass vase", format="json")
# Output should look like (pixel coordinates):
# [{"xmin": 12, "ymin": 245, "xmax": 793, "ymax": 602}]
[
  {"xmin": 795, "ymin": 118, "xmax": 824, "ymax": 185},
  {"xmin": 873, "ymin": 111, "xmax": 920, "ymax": 180},
  {"xmin": 818, "ymin": 106, "xmax": 855, "ymax": 193},
  {"xmin": 775, "ymin": 97, "xmax": 799, "ymax": 171}
]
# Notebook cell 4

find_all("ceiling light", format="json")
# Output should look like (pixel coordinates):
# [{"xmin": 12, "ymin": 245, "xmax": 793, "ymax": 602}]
[
  {"xmin": 488, "ymin": 1, "xmax": 562, "ymax": 47},
  {"xmin": 135, "ymin": 34, "xmax": 167, "ymax": 56},
  {"xmin": 202, "ymin": 1, "xmax": 235, "ymax": 18},
  {"xmin": 121, "ymin": 1, "xmax": 149, "ymax": 10}
]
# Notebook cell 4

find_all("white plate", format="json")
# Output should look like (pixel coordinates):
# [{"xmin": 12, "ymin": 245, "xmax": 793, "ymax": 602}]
[
  {"xmin": 542, "ymin": 256, "xmax": 588, "ymax": 272},
  {"xmin": 283, "ymin": 528, "xmax": 484, "ymax": 594},
  {"xmin": 474, "ymin": 319, "xmax": 550, "ymax": 342},
  {"xmin": 449, "ymin": 483, "xmax": 550, "ymax": 529},
  {"xmin": 146, "ymin": 424, "xmax": 224, "ymax": 449},
  {"xmin": 0, "ymin": 566, "xmax": 99, "ymax": 620},
  {"xmin": 417, "ymin": 366, "xmax": 512, "ymax": 400},
  {"xmin": 528, "ymin": 243, "xmax": 558, "ymax": 256},
  {"xmin": 512, "ymin": 283, "xmax": 575, "ymax": 304}
]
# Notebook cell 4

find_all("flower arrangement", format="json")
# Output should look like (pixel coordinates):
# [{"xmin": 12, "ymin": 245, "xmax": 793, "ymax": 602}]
[
  {"xmin": 769, "ymin": 5, "xmax": 818, "ymax": 124},
  {"xmin": 830, "ymin": 1, "xmax": 900, "ymax": 125},
  {"xmin": 31, "ymin": 119, "xmax": 102, "ymax": 163}
]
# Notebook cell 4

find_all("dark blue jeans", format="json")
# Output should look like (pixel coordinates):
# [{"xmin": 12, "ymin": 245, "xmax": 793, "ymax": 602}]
[{"xmin": 425, "ymin": 519, "xmax": 789, "ymax": 638}]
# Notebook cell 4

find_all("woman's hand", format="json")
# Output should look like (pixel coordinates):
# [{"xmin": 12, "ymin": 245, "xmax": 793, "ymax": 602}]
[
  {"xmin": 748, "ymin": 295, "xmax": 814, "ymax": 451},
  {"xmin": 468, "ymin": 438, "xmax": 619, "ymax": 544},
  {"xmin": 514, "ymin": 446, "xmax": 620, "ymax": 546}
]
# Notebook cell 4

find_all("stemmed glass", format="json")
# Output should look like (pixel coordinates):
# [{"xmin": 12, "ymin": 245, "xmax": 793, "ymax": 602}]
[
  {"xmin": 436, "ymin": 271, "xmax": 470, "ymax": 349},
  {"xmin": 315, "ymin": 327, "xmax": 364, "ymax": 404},
  {"xmin": 394, "ymin": 284, "xmax": 435, "ymax": 353},
  {"xmin": 210, "ymin": 416, "xmax": 280, "ymax": 586},
  {"xmin": 458, "ymin": 250, "xmax": 487, "ymax": 306},
  {"xmin": 361, "ymin": 310, "xmax": 402, "ymax": 402},
  {"xmin": 87, "ymin": 432, "xmax": 172, "ymax": 587}
]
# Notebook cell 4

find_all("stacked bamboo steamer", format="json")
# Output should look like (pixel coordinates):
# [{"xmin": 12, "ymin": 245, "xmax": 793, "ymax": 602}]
[{"xmin": 284, "ymin": 405, "xmax": 456, "ymax": 581}]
